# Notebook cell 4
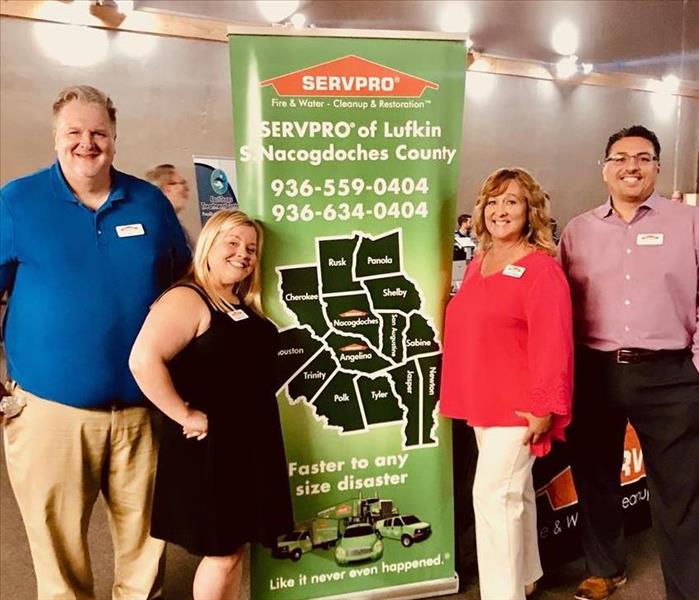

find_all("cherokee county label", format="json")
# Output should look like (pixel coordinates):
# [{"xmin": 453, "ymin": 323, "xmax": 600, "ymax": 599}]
[{"xmin": 275, "ymin": 229, "xmax": 441, "ymax": 449}]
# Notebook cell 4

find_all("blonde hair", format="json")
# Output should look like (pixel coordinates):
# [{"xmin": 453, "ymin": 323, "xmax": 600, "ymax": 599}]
[
  {"xmin": 145, "ymin": 164, "xmax": 177, "ymax": 190},
  {"xmin": 472, "ymin": 167, "xmax": 556, "ymax": 256},
  {"xmin": 52, "ymin": 85, "xmax": 117, "ymax": 130},
  {"xmin": 186, "ymin": 209, "xmax": 264, "ymax": 316}
]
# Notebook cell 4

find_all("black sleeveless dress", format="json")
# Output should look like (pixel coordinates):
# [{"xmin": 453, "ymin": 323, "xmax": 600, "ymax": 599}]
[{"xmin": 150, "ymin": 285, "xmax": 294, "ymax": 556}]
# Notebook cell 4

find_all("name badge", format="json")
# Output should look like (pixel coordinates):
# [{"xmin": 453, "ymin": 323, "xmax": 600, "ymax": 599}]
[
  {"xmin": 503, "ymin": 265, "xmax": 526, "ymax": 278},
  {"xmin": 636, "ymin": 233, "xmax": 664, "ymax": 246},
  {"xmin": 116, "ymin": 224, "xmax": 145, "ymax": 238},
  {"xmin": 227, "ymin": 309, "xmax": 249, "ymax": 322}
]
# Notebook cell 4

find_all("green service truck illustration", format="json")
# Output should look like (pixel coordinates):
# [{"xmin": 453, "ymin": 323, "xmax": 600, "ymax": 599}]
[
  {"xmin": 316, "ymin": 495, "xmax": 398, "ymax": 523},
  {"xmin": 273, "ymin": 518, "xmax": 340, "ymax": 561},
  {"xmin": 273, "ymin": 495, "xmax": 431, "ymax": 564},
  {"xmin": 375, "ymin": 514, "xmax": 432, "ymax": 546},
  {"xmin": 334, "ymin": 523, "xmax": 383, "ymax": 565}
]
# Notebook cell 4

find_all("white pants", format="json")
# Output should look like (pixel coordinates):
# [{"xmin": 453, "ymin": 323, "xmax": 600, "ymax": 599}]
[{"xmin": 473, "ymin": 426, "xmax": 543, "ymax": 600}]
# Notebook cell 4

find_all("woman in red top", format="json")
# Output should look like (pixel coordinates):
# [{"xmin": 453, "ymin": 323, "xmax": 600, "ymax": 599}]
[{"xmin": 440, "ymin": 168, "xmax": 573, "ymax": 600}]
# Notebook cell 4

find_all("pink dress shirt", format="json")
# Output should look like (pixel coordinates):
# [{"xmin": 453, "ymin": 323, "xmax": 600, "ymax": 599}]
[
  {"xmin": 439, "ymin": 251, "xmax": 574, "ymax": 456},
  {"xmin": 559, "ymin": 193, "xmax": 699, "ymax": 371}
]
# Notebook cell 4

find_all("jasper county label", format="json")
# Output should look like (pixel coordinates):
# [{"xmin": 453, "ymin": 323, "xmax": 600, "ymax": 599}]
[{"xmin": 275, "ymin": 229, "xmax": 441, "ymax": 449}]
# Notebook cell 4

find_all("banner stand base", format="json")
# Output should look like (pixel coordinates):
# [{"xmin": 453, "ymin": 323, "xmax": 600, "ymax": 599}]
[{"xmin": 319, "ymin": 575, "xmax": 459, "ymax": 600}]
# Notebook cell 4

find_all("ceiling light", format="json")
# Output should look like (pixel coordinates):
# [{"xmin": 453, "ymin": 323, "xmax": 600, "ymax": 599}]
[
  {"xmin": 439, "ymin": 1, "xmax": 471, "ymax": 33},
  {"xmin": 466, "ymin": 61, "xmax": 496, "ymax": 101},
  {"xmin": 256, "ymin": 0, "xmax": 299, "ymax": 23},
  {"xmin": 647, "ymin": 73, "xmax": 681, "ymax": 118},
  {"xmin": 649, "ymin": 74, "xmax": 681, "ymax": 95},
  {"xmin": 650, "ymin": 93, "xmax": 678, "ymax": 119},
  {"xmin": 551, "ymin": 20, "xmax": 579, "ymax": 56},
  {"xmin": 90, "ymin": 0, "xmax": 133, "ymax": 13},
  {"xmin": 290, "ymin": 12, "xmax": 306, "ymax": 28},
  {"xmin": 555, "ymin": 55, "xmax": 578, "ymax": 79},
  {"xmin": 661, "ymin": 74, "xmax": 680, "ymax": 93},
  {"xmin": 33, "ymin": 21, "xmax": 109, "ymax": 67}
]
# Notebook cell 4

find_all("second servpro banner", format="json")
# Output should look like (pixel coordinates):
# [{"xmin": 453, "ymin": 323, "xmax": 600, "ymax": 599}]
[{"xmin": 229, "ymin": 29, "xmax": 465, "ymax": 599}]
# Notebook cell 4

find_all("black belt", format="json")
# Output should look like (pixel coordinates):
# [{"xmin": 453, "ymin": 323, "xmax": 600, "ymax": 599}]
[{"xmin": 597, "ymin": 347, "xmax": 689, "ymax": 365}]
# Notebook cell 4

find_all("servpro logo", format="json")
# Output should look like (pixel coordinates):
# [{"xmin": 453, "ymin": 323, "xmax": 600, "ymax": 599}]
[
  {"xmin": 260, "ymin": 55, "xmax": 439, "ymax": 98},
  {"xmin": 536, "ymin": 425, "xmax": 647, "ymax": 511}
]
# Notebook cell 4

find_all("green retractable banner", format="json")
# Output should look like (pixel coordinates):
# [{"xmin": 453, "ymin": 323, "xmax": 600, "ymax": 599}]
[{"xmin": 228, "ymin": 28, "xmax": 466, "ymax": 599}]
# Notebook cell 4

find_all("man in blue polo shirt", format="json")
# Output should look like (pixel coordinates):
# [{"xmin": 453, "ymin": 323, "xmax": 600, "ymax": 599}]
[{"xmin": 0, "ymin": 85, "xmax": 190, "ymax": 599}]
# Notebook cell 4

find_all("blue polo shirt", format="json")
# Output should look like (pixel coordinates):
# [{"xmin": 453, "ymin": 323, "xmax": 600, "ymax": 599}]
[{"xmin": 0, "ymin": 161, "xmax": 191, "ymax": 408}]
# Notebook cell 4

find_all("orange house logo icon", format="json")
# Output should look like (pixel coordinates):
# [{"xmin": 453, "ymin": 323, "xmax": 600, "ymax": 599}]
[
  {"xmin": 536, "ymin": 425, "xmax": 647, "ymax": 511},
  {"xmin": 260, "ymin": 55, "xmax": 439, "ymax": 98}
]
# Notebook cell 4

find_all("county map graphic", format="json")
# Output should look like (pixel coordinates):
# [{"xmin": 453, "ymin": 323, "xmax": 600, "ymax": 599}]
[{"xmin": 274, "ymin": 230, "xmax": 441, "ymax": 448}]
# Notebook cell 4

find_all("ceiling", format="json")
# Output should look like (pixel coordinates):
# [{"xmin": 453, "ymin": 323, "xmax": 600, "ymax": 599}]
[{"xmin": 137, "ymin": 0, "xmax": 699, "ymax": 81}]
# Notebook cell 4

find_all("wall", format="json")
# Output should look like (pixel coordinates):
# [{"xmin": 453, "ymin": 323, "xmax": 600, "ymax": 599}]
[
  {"xmin": 1, "ymin": 15, "xmax": 697, "ymax": 238},
  {"xmin": 0, "ymin": 18, "xmax": 235, "ymax": 237},
  {"xmin": 459, "ymin": 71, "xmax": 699, "ymax": 223}
]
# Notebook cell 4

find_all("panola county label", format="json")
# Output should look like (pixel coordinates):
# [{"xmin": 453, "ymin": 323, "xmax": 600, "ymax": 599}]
[{"xmin": 260, "ymin": 55, "xmax": 439, "ymax": 97}]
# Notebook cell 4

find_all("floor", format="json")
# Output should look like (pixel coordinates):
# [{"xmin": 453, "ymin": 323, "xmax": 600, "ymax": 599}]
[{"xmin": 1, "ymin": 432, "xmax": 665, "ymax": 600}]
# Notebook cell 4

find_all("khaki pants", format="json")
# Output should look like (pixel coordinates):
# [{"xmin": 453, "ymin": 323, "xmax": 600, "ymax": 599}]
[{"xmin": 3, "ymin": 385, "xmax": 165, "ymax": 600}]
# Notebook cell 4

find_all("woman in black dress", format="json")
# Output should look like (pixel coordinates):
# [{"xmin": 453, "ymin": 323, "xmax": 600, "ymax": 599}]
[{"xmin": 130, "ymin": 209, "xmax": 293, "ymax": 600}]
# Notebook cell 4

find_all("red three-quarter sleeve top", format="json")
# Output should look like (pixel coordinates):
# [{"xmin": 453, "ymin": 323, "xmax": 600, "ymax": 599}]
[{"xmin": 439, "ymin": 250, "xmax": 574, "ymax": 457}]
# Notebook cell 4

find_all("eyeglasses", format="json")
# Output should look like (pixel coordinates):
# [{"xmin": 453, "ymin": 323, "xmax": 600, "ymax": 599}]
[{"xmin": 600, "ymin": 152, "xmax": 658, "ymax": 167}]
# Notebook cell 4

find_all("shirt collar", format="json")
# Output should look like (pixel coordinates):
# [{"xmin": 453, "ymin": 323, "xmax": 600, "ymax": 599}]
[
  {"xmin": 50, "ymin": 160, "xmax": 126, "ymax": 206},
  {"xmin": 595, "ymin": 190, "xmax": 660, "ymax": 220}
]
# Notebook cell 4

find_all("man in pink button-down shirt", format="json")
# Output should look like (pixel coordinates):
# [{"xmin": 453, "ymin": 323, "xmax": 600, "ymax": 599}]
[{"xmin": 559, "ymin": 125, "xmax": 699, "ymax": 600}]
